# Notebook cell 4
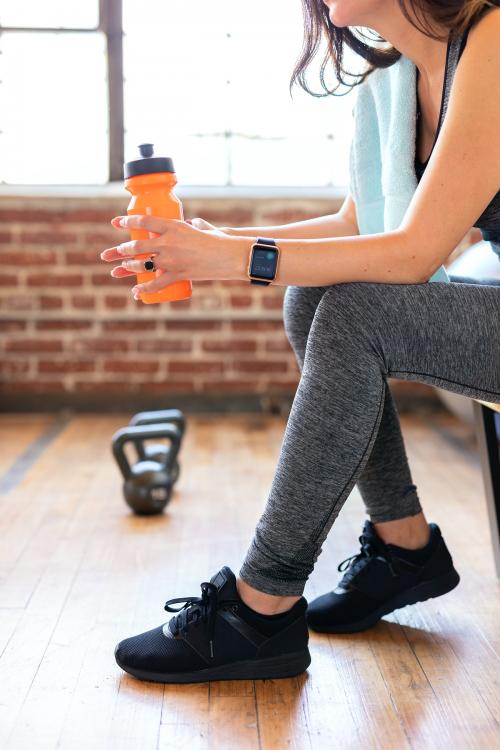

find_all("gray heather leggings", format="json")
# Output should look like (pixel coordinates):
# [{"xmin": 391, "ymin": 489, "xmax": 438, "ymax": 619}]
[{"xmin": 239, "ymin": 275, "xmax": 500, "ymax": 596}]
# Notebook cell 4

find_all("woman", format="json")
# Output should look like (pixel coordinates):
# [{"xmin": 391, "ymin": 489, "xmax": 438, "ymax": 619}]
[{"xmin": 101, "ymin": 0, "xmax": 500, "ymax": 684}]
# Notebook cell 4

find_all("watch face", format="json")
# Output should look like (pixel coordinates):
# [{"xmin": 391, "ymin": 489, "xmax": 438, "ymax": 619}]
[{"xmin": 250, "ymin": 246, "xmax": 278, "ymax": 280}]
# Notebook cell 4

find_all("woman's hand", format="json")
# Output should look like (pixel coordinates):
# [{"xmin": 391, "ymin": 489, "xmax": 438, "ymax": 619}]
[{"xmin": 100, "ymin": 214, "xmax": 247, "ymax": 297}]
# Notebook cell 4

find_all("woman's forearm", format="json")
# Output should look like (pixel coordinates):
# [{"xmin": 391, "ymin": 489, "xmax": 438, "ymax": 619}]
[
  {"xmin": 228, "ymin": 230, "xmax": 429, "ymax": 286},
  {"xmin": 221, "ymin": 212, "xmax": 357, "ymax": 240}
]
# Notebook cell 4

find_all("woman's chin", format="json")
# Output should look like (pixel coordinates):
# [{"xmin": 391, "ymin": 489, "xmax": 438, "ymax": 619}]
[{"xmin": 328, "ymin": 8, "xmax": 355, "ymax": 28}]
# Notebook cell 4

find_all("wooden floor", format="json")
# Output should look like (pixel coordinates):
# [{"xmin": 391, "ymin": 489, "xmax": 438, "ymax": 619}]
[{"xmin": 0, "ymin": 409, "xmax": 499, "ymax": 750}]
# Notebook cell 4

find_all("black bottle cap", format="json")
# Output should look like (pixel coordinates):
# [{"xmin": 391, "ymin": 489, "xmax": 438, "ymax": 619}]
[{"xmin": 124, "ymin": 143, "xmax": 175, "ymax": 178}]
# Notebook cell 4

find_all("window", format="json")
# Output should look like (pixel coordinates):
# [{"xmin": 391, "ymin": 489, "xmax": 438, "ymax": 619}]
[{"xmin": 0, "ymin": 0, "xmax": 360, "ymax": 188}]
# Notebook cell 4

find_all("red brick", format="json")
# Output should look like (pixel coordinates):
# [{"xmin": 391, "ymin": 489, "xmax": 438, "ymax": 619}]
[
  {"xmin": 0, "ymin": 381, "xmax": 68, "ymax": 394},
  {"xmin": 65, "ymin": 250, "xmax": 105, "ymax": 265},
  {"xmin": 0, "ymin": 231, "xmax": 13, "ymax": 243},
  {"xmin": 0, "ymin": 320, "xmax": 27, "ymax": 332},
  {"xmin": 170, "ymin": 298, "xmax": 193, "ymax": 310},
  {"xmin": 26, "ymin": 273, "xmax": 84, "ymax": 287},
  {"xmin": 53, "ymin": 209, "xmax": 119, "ymax": 224},
  {"xmin": 103, "ymin": 360, "xmax": 160, "ymax": 373},
  {"xmin": 102, "ymin": 321, "xmax": 157, "ymax": 332},
  {"xmin": 191, "ymin": 280, "xmax": 214, "ymax": 287},
  {"xmin": 1, "ymin": 295, "xmax": 35, "ymax": 311},
  {"xmin": 231, "ymin": 361, "xmax": 288, "ymax": 373},
  {"xmin": 0, "ymin": 250, "xmax": 57, "ymax": 265},
  {"xmin": 71, "ymin": 295, "xmax": 96, "ymax": 310},
  {"xmin": 0, "ymin": 360, "xmax": 31, "ymax": 376},
  {"xmin": 196, "ymin": 380, "xmax": 257, "ymax": 392},
  {"xmin": 168, "ymin": 361, "xmax": 224, "ymax": 374},
  {"xmin": 72, "ymin": 380, "xmax": 131, "ymax": 394},
  {"xmin": 6, "ymin": 339, "xmax": 64, "ymax": 353},
  {"xmin": 104, "ymin": 295, "xmax": 128, "ymax": 309},
  {"xmin": 0, "ymin": 210, "xmax": 54, "ymax": 222},
  {"xmin": 201, "ymin": 340, "xmax": 257, "ymax": 353},
  {"xmin": 91, "ymin": 272, "xmax": 129, "ymax": 286},
  {"xmin": 73, "ymin": 380, "xmax": 196, "ymax": 394},
  {"xmin": 230, "ymin": 320, "xmax": 283, "ymax": 332},
  {"xmin": 38, "ymin": 360, "xmax": 95, "ymax": 373},
  {"xmin": 229, "ymin": 295, "xmax": 253, "ymax": 308},
  {"xmin": 0, "ymin": 275, "xmax": 19, "ymax": 286},
  {"xmin": 264, "ymin": 339, "xmax": 293, "ymax": 353},
  {"xmin": 137, "ymin": 340, "xmax": 192, "ymax": 353},
  {"xmin": 267, "ymin": 379, "xmax": 300, "ymax": 390},
  {"xmin": 20, "ymin": 231, "xmax": 78, "ymax": 245},
  {"xmin": 262, "ymin": 296, "xmax": 285, "ymax": 310},
  {"xmin": 73, "ymin": 339, "xmax": 129, "ymax": 353},
  {"xmin": 164, "ymin": 320, "xmax": 223, "ymax": 332},
  {"xmin": 35, "ymin": 320, "xmax": 93, "ymax": 331},
  {"xmin": 84, "ymin": 231, "xmax": 121, "ymax": 245},
  {"xmin": 0, "ymin": 209, "xmax": 117, "ymax": 223},
  {"xmin": 40, "ymin": 295, "xmax": 64, "ymax": 310}
]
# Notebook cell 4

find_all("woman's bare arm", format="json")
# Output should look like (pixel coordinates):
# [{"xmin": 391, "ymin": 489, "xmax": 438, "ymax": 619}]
[{"xmin": 221, "ymin": 191, "xmax": 360, "ymax": 240}]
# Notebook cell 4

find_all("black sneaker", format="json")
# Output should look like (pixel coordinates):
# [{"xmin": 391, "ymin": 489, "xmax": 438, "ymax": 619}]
[
  {"xmin": 307, "ymin": 520, "xmax": 460, "ymax": 633},
  {"xmin": 115, "ymin": 566, "xmax": 311, "ymax": 683}
]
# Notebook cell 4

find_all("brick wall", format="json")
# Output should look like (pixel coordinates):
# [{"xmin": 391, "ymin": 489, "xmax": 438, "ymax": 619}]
[{"xmin": 0, "ymin": 192, "xmax": 478, "ymax": 412}]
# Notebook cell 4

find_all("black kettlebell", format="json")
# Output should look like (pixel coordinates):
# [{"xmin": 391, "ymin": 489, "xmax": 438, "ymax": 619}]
[
  {"xmin": 111, "ymin": 422, "xmax": 182, "ymax": 515},
  {"xmin": 129, "ymin": 408, "xmax": 186, "ymax": 484}
]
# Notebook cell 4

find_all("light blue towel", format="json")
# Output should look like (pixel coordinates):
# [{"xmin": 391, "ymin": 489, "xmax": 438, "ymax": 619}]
[{"xmin": 349, "ymin": 53, "xmax": 450, "ymax": 283}]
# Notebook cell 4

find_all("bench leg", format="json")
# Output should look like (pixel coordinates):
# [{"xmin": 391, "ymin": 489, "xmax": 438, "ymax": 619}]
[{"xmin": 473, "ymin": 400, "xmax": 500, "ymax": 580}]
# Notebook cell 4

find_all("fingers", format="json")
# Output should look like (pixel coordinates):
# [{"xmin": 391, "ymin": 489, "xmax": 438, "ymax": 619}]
[
  {"xmin": 132, "ymin": 269, "xmax": 177, "ymax": 297},
  {"xmin": 100, "ymin": 237, "xmax": 163, "ymax": 261},
  {"xmin": 117, "ymin": 256, "xmax": 160, "ymax": 274},
  {"xmin": 111, "ymin": 214, "xmax": 182, "ymax": 234},
  {"xmin": 110, "ymin": 265, "xmax": 137, "ymax": 278}
]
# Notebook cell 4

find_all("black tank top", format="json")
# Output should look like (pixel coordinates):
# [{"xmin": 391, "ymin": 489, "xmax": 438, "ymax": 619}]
[{"xmin": 414, "ymin": 22, "xmax": 500, "ymax": 260}]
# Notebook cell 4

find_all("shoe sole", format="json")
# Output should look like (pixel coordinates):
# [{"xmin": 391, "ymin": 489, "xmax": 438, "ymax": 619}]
[
  {"xmin": 115, "ymin": 648, "xmax": 311, "ymax": 684},
  {"xmin": 308, "ymin": 568, "xmax": 460, "ymax": 634}
]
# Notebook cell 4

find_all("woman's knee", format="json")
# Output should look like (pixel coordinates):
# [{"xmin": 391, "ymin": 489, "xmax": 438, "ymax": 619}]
[
  {"xmin": 282, "ymin": 285, "xmax": 325, "ymax": 347},
  {"xmin": 306, "ymin": 282, "xmax": 387, "ymax": 363}
]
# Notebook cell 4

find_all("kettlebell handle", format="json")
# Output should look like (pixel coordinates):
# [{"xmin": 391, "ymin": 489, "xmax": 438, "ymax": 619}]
[
  {"xmin": 111, "ymin": 422, "xmax": 182, "ymax": 480},
  {"xmin": 129, "ymin": 409, "xmax": 186, "ymax": 461},
  {"xmin": 130, "ymin": 409, "xmax": 186, "ymax": 432}
]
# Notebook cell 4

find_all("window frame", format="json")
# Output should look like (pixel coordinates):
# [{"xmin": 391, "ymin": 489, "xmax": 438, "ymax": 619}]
[
  {"xmin": 0, "ymin": 1, "xmax": 349, "ymax": 193},
  {"xmin": 0, "ymin": 0, "xmax": 124, "ymax": 181}
]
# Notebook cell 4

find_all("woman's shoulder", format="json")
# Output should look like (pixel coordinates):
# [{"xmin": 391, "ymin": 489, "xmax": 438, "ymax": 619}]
[
  {"xmin": 466, "ymin": 5, "xmax": 500, "ymax": 42},
  {"xmin": 455, "ymin": 6, "xmax": 500, "ymax": 84}
]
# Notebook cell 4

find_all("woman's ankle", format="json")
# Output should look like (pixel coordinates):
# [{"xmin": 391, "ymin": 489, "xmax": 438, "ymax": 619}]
[
  {"xmin": 236, "ymin": 577, "xmax": 300, "ymax": 615},
  {"xmin": 372, "ymin": 512, "xmax": 431, "ymax": 550}
]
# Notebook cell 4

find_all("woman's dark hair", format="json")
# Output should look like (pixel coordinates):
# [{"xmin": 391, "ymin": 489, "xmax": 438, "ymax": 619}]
[{"xmin": 289, "ymin": 0, "xmax": 500, "ymax": 96}]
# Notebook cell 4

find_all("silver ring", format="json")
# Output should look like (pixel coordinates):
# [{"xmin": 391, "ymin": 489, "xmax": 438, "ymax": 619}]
[{"xmin": 143, "ymin": 256, "xmax": 156, "ymax": 272}]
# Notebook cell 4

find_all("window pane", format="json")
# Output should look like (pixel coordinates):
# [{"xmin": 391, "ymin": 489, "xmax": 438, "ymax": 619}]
[
  {"xmin": 123, "ymin": 0, "xmax": 229, "ymax": 184},
  {"xmin": 0, "ymin": 32, "xmax": 108, "ymax": 184},
  {"xmin": 0, "ymin": 0, "xmax": 99, "ymax": 29},
  {"xmin": 123, "ymin": 0, "xmax": 359, "ymax": 187}
]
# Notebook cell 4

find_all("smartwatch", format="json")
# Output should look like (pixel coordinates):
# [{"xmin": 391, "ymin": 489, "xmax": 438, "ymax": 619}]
[{"xmin": 248, "ymin": 237, "xmax": 280, "ymax": 286}]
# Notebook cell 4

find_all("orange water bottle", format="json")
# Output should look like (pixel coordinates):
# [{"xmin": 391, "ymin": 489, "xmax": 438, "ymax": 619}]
[{"xmin": 124, "ymin": 143, "xmax": 192, "ymax": 304}]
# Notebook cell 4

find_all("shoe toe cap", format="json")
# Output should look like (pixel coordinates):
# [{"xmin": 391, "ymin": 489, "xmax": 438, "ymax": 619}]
[
  {"xmin": 307, "ymin": 587, "xmax": 375, "ymax": 629},
  {"xmin": 114, "ymin": 625, "xmax": 169, "ymax": 671},
  {"xmin": 306, "ymin": 591, "xmax": 340, "ymax": 628}
]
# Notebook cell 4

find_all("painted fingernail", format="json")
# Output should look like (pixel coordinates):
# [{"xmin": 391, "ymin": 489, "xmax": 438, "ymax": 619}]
[{"xmin": 118, "ymin": 217, "xmax": 127, "ymax": 227}]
